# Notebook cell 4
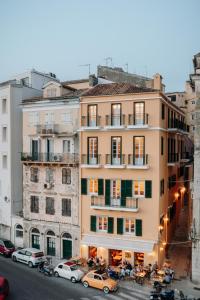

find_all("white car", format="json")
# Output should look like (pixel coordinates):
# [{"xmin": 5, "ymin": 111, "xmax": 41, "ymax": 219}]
[
  {"xmin": 12, "ymin": 248, "xmax": 46, "ymax": 268},
  {"xmin": 54, "ymin": 261, "xmax": 84, "ymax": 283}
]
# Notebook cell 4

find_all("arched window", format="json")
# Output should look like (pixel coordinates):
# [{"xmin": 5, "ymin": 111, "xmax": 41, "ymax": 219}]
[
  {"xmin": 31, "ymin": 228, "xmax": 40, "ymax": 249},
  {"xmin": 31, "ymin": 228, "xmax": 40, "ymax": 234},
  {"xmin": 15, "ymin": 224, "xmax": 23, "ymax": 238},
  {"xmin": 62, "ymin": 232, "xmax": 72, "ymax": 239},
  {"xmin": 46, "ymin": 230, "xmax": 55, "ymax": 236},
  {"xmin": 62, "ymin": 168, "xmax": 71, "ymax": 184}
]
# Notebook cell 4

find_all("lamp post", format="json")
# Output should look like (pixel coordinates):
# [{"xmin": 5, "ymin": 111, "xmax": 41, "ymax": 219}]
[
  {"xmin": 180, "ymin": 187, "xmax": 186, "ymax": 208},
  {"xmin": 164, "ymin": 216, "xmax": 169, "ymax": 258}
]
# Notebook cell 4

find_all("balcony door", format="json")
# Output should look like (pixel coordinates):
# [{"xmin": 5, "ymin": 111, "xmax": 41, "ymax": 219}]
[
  {"xmin": 111, "ymin": 180, "xmax": 121, "ymax": 206},
  {"xmin": 88, "ymin": 137, "xmax": 98, "ymax": 165},
  {"xmin": 46, "ymin": 139, "xmax": 54, "ymax": 161},
  {"xmin": 111, "ymin": 137, "xmax": 121, "ymax": 165},
  {"xmin": 88, "ymin": 105, "xmax": 97, "ymax": 127},
  {"xmin": 134, "ymin": 102, "xmax": 144, "ymax": 125},
  {"xmin": 31, "ymin": 140, "xmax": 39, "ymax": 161},
  {"xmin": 112, "ymin": 104, "xmax": 121, "ymax": 126},
  {"xmin": 134, "ymin": 137, "xmax": 144, "ymax": 165}
]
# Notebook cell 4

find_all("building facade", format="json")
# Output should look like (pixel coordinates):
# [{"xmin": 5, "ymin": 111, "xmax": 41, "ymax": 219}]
[
  {"xmin": 21, "ymin": 81, "xmax": 80, "ymax": 259},
  {"xmin": 79, "ymin": 82, "xmax": 190, "ymax": 267},
  {"xmin": 0, "ymin": 70, "xmax": 58, "ymax": 242}
]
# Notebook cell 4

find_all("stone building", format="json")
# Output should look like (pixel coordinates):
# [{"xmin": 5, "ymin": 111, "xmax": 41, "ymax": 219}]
[{"xmin": 21, "ymin": 81, "xmax": 82, "ymax": 259}]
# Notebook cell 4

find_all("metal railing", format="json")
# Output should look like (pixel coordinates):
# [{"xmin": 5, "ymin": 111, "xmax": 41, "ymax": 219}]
[
  {"xmin": 36, "ymin": 124, "xmax": 59, "ymax": 135},
  {"xmin": 105, "ymin": 114, "xmax": 125, "ymax": 126},
  {"xmin": 128, "ymin": 113, "xmax": 149, "ymax": 126},
  {"xmin": 168, "ymin": 153, "xmax": 179, "ymax": 163},
  {"xmin": 105, "ymin": 154, "xmax": 125, "ymax": 165},
  {"xmin": 168, "ymin": 118, "xmax": 188, "ymax": 132},
  {"xmin": 21, "ymin": 152, "xmax": 79, "ymax": 163},
  {"xmin": 81, "ymin": 116, "xmax": 101, "ymax": 127},
  {"xmin": 128, "ymin": 154, "xmax": 148, "ymax": 165},
  {"xmin": 91, "ymin": 196, "xmax": 138, "ymax": 210},
  {"xmin": 81, "ymin": 154, "xmax": 101, "ymax": 165}
]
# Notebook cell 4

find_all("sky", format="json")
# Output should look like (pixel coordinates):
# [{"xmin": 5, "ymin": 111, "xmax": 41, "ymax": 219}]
[{"xmin": 0, "ymin": 0, "xmax": 200, "ymax": 92}]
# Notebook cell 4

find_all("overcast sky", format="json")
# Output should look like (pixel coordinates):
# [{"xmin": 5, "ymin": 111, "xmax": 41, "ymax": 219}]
[{"xmin": 0, "ymin": 0, "xmax": 199, "ymax": 91}]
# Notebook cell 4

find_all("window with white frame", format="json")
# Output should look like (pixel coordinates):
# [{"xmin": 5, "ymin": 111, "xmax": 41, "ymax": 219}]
[
  {"xmin": 61, "ymin": 112, "xmax": 72, "ymax": 124},
  {"xmin": 98, "ymin": 216, "xmax": 108, "ymax": 232},
  {"xmin": 30, "ymin": 167, "xmax": 39, "ymax": 182},
  {"xmin": 47, "ymin": 88, "xmax": 57, "ymax": 97},
  {"xmin": 62, "ymin": 168, "xmax": 71, "ymax": 184},
  {"xmin": 88, "ymin": 178, "xmax": 98, "ymax": 195},
  {"xmin": 2, "ymin": 126, "xmax": 7, "ymax": 142},
  {"xmin": 2, "ymin": 155, "xmax": 7, "ymax": 169},
  {"xmin": 46, "ymin": 168, "xmax": 54, "ymax": 183},
  {"xmin": 29, "ymin": 112, "xmax": 39, "ymax": 126},
  {"xmin": 45, "ymin": 112, "xmax": 54, "ymax": 125},
  {"xmin": 15, "ymin": 224, "xmax": 23, "ymax": 238},
  {"xmin": 124, "ymin": 219, "xmax": 135, "ymax": 234},
  {"xmin": 63, "ymin": 140, "xmax": 71, "ymax": 153},
  {"xmin": 111, "ymin": 179, "xmax": 121, "ymax": 199},
  {"xmin": 133, "ymin": 181, "xmax": 145, "ymax": 196}
]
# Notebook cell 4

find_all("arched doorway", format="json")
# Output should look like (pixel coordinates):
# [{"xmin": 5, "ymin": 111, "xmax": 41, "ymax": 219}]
[
  {"xmin": 46, "ymin": 230, "xmax": 56, "ymax": 256},
  {"xmin": 31, "ymin": 228, "xmax": 40, "ymax": 249},
  {"xmin": 62, "ymin": 232, "xmax": 72, "ymax": 259}
]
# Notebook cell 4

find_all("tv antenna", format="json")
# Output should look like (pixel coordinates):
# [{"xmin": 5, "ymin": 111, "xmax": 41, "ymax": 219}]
[
  {"xmin": 79, "ymin": 64, "xmax": 91, "ymax": 76},
  {"xmin": 125, "ymin": 63, "xmax": 128, "ymax": 73},
  {"xmin": 105, "ymin": 57, "xmax": 112, "ymax": 66}
]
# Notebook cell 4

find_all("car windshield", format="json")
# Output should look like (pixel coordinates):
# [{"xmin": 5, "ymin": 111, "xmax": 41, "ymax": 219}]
[
  {"xmin": 70, "ymin": 265, "xmax": 78, "ymax": 271},
  {"xmin": 4, "ymin": 240, "xmax": 14, "ymax": 248},
  {"xmin": 102, "ymin": 274, "xmax": 109, "ymax": 280}
]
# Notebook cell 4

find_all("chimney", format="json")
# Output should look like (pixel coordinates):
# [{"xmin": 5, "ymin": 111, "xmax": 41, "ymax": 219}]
[
  {"xmin": 89, "ymin": 74, "xmax": 98, "ymax": 87},
  {"xmin": 153, "ymin": 73, "xmax": 163, "ymax": 91}
]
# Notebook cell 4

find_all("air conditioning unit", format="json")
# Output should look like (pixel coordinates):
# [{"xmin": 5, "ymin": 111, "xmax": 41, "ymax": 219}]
[{"xmin": 44, "ymin": 182, "xmax": 54, "ymax": 189}]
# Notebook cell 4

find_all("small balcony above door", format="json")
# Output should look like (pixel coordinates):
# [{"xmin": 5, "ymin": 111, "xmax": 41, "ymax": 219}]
[
  {"xmin": 91, "ymin": 196, "xmax": 139, "ymax": 212},
  {"xmin": 105, "ymin": 154, "xmax": 125, "ymax": 168},
  {"xmin": 127, "ymin": 113, "xmax": 149, "ymax": 129},
  {"xmin": 81, "ymin": 154, "xmax": 102, "ymax": 168},
  {"xmin": 36, "ymin": 124, "xmax": 59, "ymax": 136},
  {"xmin": 81, "ymin": 115, "xmax": 101, "ymax": 130},
  {"xmin": 105, "ymin": 114, "xmax": 125, "ymax": 129},
  {"xmin": 127, "ymin": 154, "xmax": 149, "ymax": 169}
]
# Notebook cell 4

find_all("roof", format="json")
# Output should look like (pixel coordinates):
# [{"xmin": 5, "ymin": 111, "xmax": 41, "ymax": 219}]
[
  {"xmin": 81, "ymin": 82, "xmax": 155, "ymax": 97},
  {"xmin": 62, "ymin": 78, "xmax": 88, "ymax": 85},
  {"xmin": 64, "ymin": 261, "xmax": 76, "ymax": 266}
]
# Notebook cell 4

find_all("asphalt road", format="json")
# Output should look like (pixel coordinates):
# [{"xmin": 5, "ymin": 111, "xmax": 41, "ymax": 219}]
[{"xmin": 0, "ymin": 255, "xmax": 105, "ymax": 300}]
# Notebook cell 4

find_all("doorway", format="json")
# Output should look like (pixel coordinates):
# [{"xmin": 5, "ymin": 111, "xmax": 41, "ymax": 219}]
[{"xmin": 109, "ymin": 249, "xmax": 122, "ymax": 266}]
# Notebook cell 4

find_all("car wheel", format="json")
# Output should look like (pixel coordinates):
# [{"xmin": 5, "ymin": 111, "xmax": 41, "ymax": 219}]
[
  {"xmin": 83, "ymin": 281, "xmax": 89, "ymax": 288},
  {"xmin": 54, "ymin": 271, "xmax": 59, "ymax": 277},
  {"xmin": 103, "ymin": 286, "xmax": 110, "ymax": 294},
  {"xmin": 71, "ymin": 277, "xmax": 76, "ymax": 283},
  {"xmin": 12, "ymin": 256, "xmax": 17, "ymax": 262},
  {"xmin": 28, "ymin": 261, "xmax": 33, "ymax": 268}
]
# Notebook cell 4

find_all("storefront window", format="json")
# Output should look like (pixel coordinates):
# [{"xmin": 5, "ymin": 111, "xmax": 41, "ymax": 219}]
[
  {"xmin": 134, "ymin": 252, "xmax": 144, "ymax": 265},
  {"xmin": 133, "ymin": 181, "xmax": 144, "ymax": 196}
]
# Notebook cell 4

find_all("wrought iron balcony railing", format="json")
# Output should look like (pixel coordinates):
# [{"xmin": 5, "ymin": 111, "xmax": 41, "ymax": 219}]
[
  {"xmin": 128, "ymin": 113, "xmax": 149, "ymax": 126},
  {"xmin": 21, "ymin": 152, "xmax": 79, "ymax": 164}
]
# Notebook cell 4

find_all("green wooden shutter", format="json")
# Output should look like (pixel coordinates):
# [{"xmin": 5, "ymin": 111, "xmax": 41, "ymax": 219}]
[
  {"xmin": 135, "ymin": 219, "xmax": 142, "ymax": 236},
  {"xmin": 98, "ymin": 179, "xmax": 104, "ymax": 195},
  {"xmin": 117, "ymin": 218, "xmax": 123, "ymax": 235},
  {"xmin": 105, "ymin": 180, "xmax": 110, "ymax": 206},
  {"xmin": 145, "ymin": 180, "xmax": 152, "ymax": 198},
  {"xmin": 90, "ymin": 215, "xmax": 96, "ymax": 232},
  {"xmin": 126, "ymin": 180, "xmax": 132, "ymax": 197},
  {"xmin": 81, "ymin": 178, "xmax": 87, "ymax": 195},
  {"xmin": 121, "ymin": 180, "xmax": 126, "ymax": 207},
  {"xmin": 108, "ymin": 217, "xmax": 114, "ymax": 234}
]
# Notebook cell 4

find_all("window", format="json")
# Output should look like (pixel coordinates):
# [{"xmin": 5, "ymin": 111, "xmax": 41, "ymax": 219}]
[
  {"xmin": 134, "ymin": 102, "xmax": 144, "ymax": 125},
  {"xmin": 98, "ymin": 216, "xmax": 108, "ymax": 232},
  {"xmin": 192, "ymin": 100, "xmax": 195, "ymax": 105},
  {"xmin": 2, "ymin": 155, "xmax": 7, "ymax": 169},
  {"xmin": 111, "ymin": 103, "xmax": 121, "ymax": 126},
  {"xmin": 88, "ymin": 105, "xmax": 97, "ymax": 126},
  {"xmin": 88, "ymin": 137, "xmax": 98, "ymax": 164},
  {"xmin": 133, "ymin": 181, "xmax": 145, "ymax": 196},
  {"xmin": 21, "ymin": 77, "xmax": 29, "ymax": 86},
  {"xmin": 161, "ymin": 103, "xmax": 165, "ymax": 119},
  {"xmin": 30, "ymin": 167, "xmax": 39, "ymax": 182},
  {"xmin": 134, "ymin": 136, "xmax": 144, "ymax": 165},
  {"xmin": 15, "ymin": 224, "xmax": 23, "ymax": 238},
  {"xmin": 62, "ymin": 198, "xmax": 71, "ymax": 217},
  {"xmin": 46, "ymin": 197, "xmax": 55, "ymax": 215},
  {"xmin": 61, "ymin": 112, "xmax": 72, "ymax": 124},
  {"xmin": 2, "ymin": 99, "xmax": 7, "ymax": 114},
  {"xmin": 46, "ymin": 168, "xmax": 54, "ymax": 183},
  {"xmin": 125, "ymin": 219, "xmax": 135, "ymax": 234},
  {"xmin": 47, "ymin": 88, "xmax": 57, "ymax": 97},
  {"xmin": 160, "ymin": 179, "xmax": 164, "ymax": 196},
  {"xmin": 45, "ymin": 112, "xmax": 54, "ymax": 125},
  {"xmin": 62, "ymin": 168, "xmax": 71, "ymax": 184},
  {"xmin": 88, "ymin": 178, "xmax": 98, "ymax": 195},
  {"xmin": 30, "ymin": 196, "xmax": 39, "ymax": 213},
  {"xmin": 63, "ymin": 140, "xmax": 71, "ymax": 153},
  {"xmin": 111, "ymin": 137, "xmax": 121, "ymax": 165},
  {"xmin": 111, "ymin": 180, "xmax": 121, "ymax": 199},
  {"xmin": 161, "ymin": 136, "xmax": 164, "ymax": 155},
  {"xmin": 2, "ymin": 126, "xmax": 7, "ymax": 142},
  {"xmin": 29, "ymin": 112, "xmax": 39, "ymax": 126}
]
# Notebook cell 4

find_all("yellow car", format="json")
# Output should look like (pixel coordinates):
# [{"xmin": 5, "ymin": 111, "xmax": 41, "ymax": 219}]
[{"xmin": 82, "ymin": 270, "xmax": 118, "ymax": 294}]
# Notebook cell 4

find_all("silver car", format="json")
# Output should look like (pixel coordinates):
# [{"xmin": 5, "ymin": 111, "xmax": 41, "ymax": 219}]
[{"xmin": 12, "ymin": 248, "xmax": 46, "ymax": 268}]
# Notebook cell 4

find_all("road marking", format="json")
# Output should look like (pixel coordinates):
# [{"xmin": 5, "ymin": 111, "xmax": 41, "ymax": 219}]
[
  {"xmin": 118, "ymin": 292, "xmax": 138, "ymax": 299},
  {"xmin": 93, "ymin": 296, "xmax": 107, "ymax": 300},
  {"xmin": 80, "ymin": 298, "xmax": 90, "ymax": 300},
  {"xmin": 129, "ymin": 291, "xmax": 149, "ymax": 299},
  {"xmin": 106, "ymin": 294, "xmax": 125, "ymax": 300},
  {"xmin": 128, "ymin": 287, "xmax": 150, "ymax": 296}
]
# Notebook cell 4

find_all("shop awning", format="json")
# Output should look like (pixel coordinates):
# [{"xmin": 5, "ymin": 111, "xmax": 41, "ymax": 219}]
[{"xmin": 81, "ymin": 234, "xmax": 156, "ymax": 253}]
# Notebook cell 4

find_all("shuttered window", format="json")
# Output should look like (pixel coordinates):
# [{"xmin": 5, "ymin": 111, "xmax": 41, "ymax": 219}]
[
  {"xmin": 117, "ymin": 218, "xmax": 123, "ymax": 235},
  {"xmin": 105, "ymin": 180, "xmax": 110, "ymax": 205},
  {"xmin": 135, "ymin": 219, "xmax": 142, "ymax": 236},
  {"xmin": 90, "ymin": 215, "xmax": 96, "ymax": 232},
  {"xmin": 81, "ymin": 178, "xmax": 87, "ymax": 195},
  {"xmin": 108, "ymin": 217, "xmax": 114, "ymax": 234},
  {"xmin": 98, "ymin": 179, "xmax": 104, "ymax": 195},
  {"xmin": 145, "ymin": 181, "xmax": 152, "ymax": 198}
]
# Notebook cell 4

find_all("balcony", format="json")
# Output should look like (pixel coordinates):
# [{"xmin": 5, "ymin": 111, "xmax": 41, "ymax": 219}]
[
  {"xmin": 167, "ymin": 153, "xmax": 179, "ymax": 166},
  {"xmin": 105, "ymin": 154, "xmax": 125, "ymax": 168},
  {"xmin": 91, "ymin": 196, "xmax": 139, "ymax": 212},
  {"xmin": 105, "ymin": 114, "xmax": 125, "ymax": 129},
  {"xmin": 127, "ymin": 154, "xmax": 149, "ymax": 169},
  {"xmin": 128, "ymin": 113, "xmax": 149, "ymax": 129},
  {"xmin": 81, "ymin": 116, "xmax": 101, "ymax": 130},
  {"xmin": 168, "ymin": 118, "xmax": 188, "ymax": 133},
  {"xmin": 21, "ymin": 153, "xmax": 79, "ymax": 164},
  {"xmin": 180, "ymin": 151, "xmax": 193, "ymax": 163},
  {"xmin": 36, "ymin": 124, "xmax": 59, "ymax": 136},
  {"xmin": 81, "ymin": 154, "xmax": 102, "ymax": 168}
]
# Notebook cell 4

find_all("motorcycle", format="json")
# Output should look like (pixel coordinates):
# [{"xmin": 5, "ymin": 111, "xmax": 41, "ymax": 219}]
[
  {"xmin": 37, "ymin": 261, "xmax": 54, "ymax": 276},
  {"xmin": 150, "ymin": 288, "xmax": 175, "ymax": 300}
]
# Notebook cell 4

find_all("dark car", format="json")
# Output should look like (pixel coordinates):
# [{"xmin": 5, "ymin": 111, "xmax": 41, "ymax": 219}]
[
  {"xmin": 0, "ymin": 239, "xmax": 15, "ymax": 257},
  {"xmin": 0, "ymin": 277, "xmax": 9, "ymax": 300}
]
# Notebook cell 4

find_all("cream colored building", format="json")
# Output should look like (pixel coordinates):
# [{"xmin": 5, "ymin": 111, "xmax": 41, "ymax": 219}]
[
  {"xmin": 79, "ymin": 82, "xmax": 191, "ymax": 267},
  {"xmin": 21, "ymin": 81, "xmax": 81, "ymax": 259}
]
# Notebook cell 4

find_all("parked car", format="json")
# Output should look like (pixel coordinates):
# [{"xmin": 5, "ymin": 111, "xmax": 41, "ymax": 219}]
[
  {"xmin": 54, "ymin": 261, "xmax": 84, "ymax": 283},
  {"xmin": 0, "ymin": 277, "xmax": 9, "ymax": 300},
  {"xmin": 82, "ymin": 270, "xmax": 118, "ymax": 294},
  {"xmin": 12, "ymin": 248, "xmax": 46, "ymax": 268},
  {"xmin": 0, "ymin": 239, "xmax": 15, "ymax": 257}
]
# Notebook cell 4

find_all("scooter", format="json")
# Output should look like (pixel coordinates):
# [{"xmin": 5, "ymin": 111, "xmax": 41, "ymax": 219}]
[
  {"xmin": 37, "ymin": 261, "xmax": 54, "ymax": 276},
  {"xmin": 150, "ymin": 288, "xmax": 175, "ymax": 300}
]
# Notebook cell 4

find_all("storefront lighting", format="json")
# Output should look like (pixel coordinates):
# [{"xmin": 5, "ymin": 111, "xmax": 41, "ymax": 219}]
[
  {"xmin": 175, "ymin": 192, "xmax": 180, "ymax": 198},
  {"xmin": 159, "ymin": 225, "xmax": 164, "ymax": 231},
  {"xmin": 164, "ymin": 217, "xmax": 169, "ymax": 222},
  {"xmin": 181, "ymin": 187, "xmax": 186, "ymax": 193},
  {"xmin": 162, "ymin": 241, "xmax": 167, "ymax": 246},
  {"xmin": 160, "ymin": 246, "xmax": 164, "ymax": 251}
]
